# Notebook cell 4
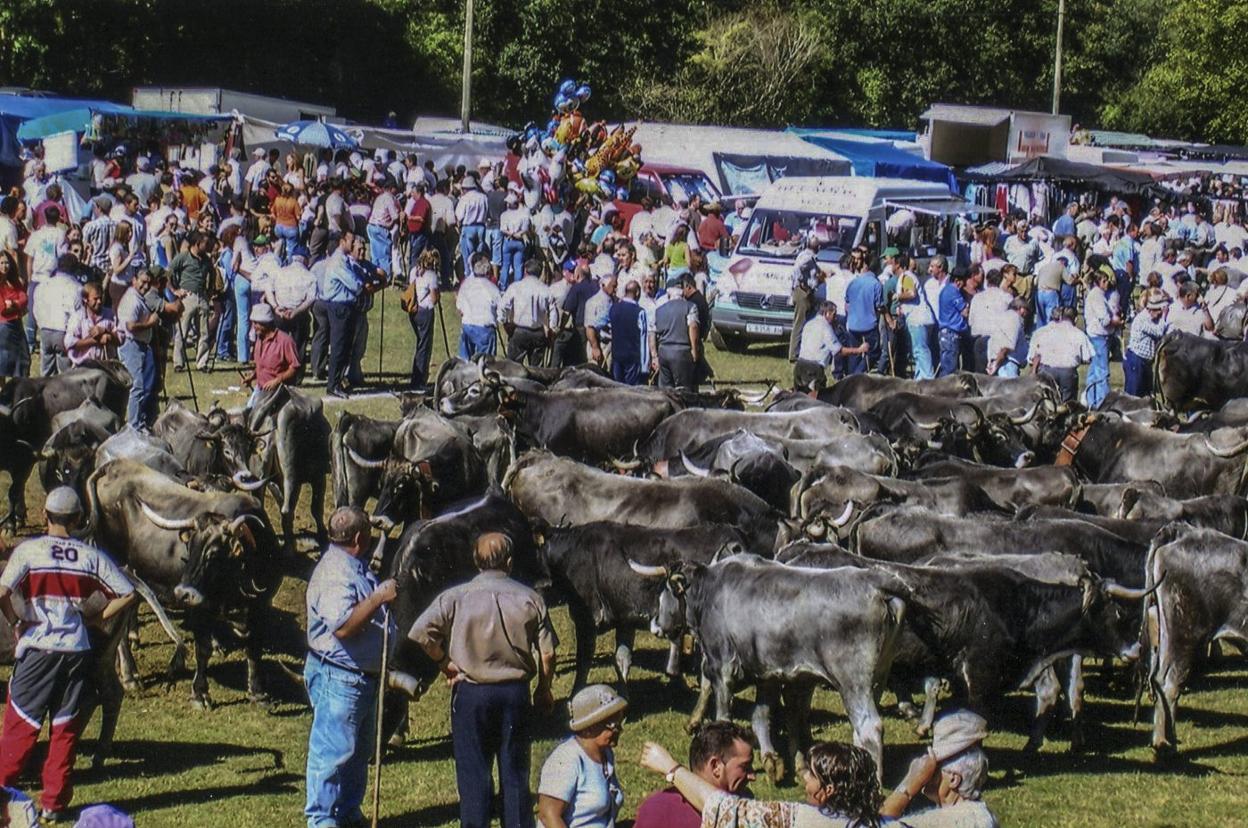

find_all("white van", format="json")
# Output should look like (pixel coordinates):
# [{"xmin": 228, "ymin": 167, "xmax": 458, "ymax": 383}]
[{"xmin": 709, "ymin": 176, "xmax": 992, "ymax": 350}]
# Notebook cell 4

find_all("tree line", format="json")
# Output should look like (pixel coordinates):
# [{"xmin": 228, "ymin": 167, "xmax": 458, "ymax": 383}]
[{"xmin": 0, "ymin": 0, "xmax": 1240, "ymax": 145}]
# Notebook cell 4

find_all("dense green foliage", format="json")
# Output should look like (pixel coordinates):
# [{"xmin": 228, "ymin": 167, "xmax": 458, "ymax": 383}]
[{"xmin": 0, "ymin": 0, "xmax": 1239, "ymax": 143}]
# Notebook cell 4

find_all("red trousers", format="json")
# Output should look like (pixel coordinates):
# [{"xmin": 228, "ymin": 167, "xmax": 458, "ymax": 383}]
[{"xmin": 0, "ymin": 649, "xmax": 89, "ymax": 813}]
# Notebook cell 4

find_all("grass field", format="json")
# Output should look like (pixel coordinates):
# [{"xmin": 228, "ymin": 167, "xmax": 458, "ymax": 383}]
[{"xmin": 2, "ymin": 286, "xmax": 1243, "ymax": 828}]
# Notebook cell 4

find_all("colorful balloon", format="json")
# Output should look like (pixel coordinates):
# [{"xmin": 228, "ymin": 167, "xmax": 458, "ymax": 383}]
[
  {"xmin": 558, "ymin": 79, "xmax": 577, "ymax": 97},
  {"xmin": 575, "ymin": 84, "xmax": 592, "ymax": 101}
]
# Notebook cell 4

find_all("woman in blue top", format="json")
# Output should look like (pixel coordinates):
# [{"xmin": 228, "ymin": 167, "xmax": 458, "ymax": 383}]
[{"xmin": 538, "ymin": 685, "xmax": 628, "ymax": 828}]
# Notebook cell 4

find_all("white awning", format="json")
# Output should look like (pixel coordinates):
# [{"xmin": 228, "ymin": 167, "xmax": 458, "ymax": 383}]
[{"xmin": 883, "ymin": 198, "xmax": 998, "ymax": 217}]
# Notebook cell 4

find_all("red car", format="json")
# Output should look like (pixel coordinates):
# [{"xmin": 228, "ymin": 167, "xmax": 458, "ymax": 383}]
[{"xmin": 612, "ymin": 163, "xmax": 722, "ymax": 232}]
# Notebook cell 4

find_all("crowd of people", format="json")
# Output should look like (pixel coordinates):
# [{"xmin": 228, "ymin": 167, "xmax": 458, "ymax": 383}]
[
  {"xmin": 307, "ymin": 506, "xmax": 999, "ymax": 828},
  {"xmin": 789, "ymin": 201, "xmax": 1248, "ymax": 405}
]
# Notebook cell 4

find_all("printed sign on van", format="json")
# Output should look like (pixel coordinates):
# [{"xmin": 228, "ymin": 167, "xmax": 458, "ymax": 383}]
[{"xmin": 1016, "ymin": 129, "xmax": 1050, "ymax": 158}]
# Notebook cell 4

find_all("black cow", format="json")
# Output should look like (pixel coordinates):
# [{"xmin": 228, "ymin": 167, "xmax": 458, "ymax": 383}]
[
  {"xmin": 39, "ymin": 420, "xmax": 113, "ymax": 498},
  {"xmin": 638, "ymin": 407, "xmax": 861, "ymax": 461},
  {"xmin": 539, "ymin": 522, "xmax": 748, "ymax": 689},
  {"xmin": 659, "ymin": 431, "xmax": 800, "ymax": 512},
  {"xmin": 373, "ymin": 409, "xmax": 486, "ymax": 526},
  {"xmin": 86, "ymin": 459, "xmax": 282, "ymax": 709},
  {"xmin": 866, "ymin": 392, "xmax": 1038, "ymax": 468},
  {"xmin": 330, "ymin": 412, "xmax": 399, "ymax": 508},
  {"xmin": 908, "ymin": 457, "xmax": 1082, "ymax": 510},
  {"xmin": 816, "ymin": 373, "xmax": 979, "ymax": 411},
  {"xmin": 1154, "ymin": 330, "xmax": 1248, "ymax": 412},
  {"xmin": 1076, "ymin": 481, "xmax": 1167, "ymax": 516},
  {"xmin": 1117, "ymin": 490, "xmax": 1248, "ymax": 538},
  {"xmin": 154, "ymin": 402, "xmax": 267, "ymax": 493},
  {"xmin": 499, "ymin": 386, "xmax": 685, "ymax": 463}
]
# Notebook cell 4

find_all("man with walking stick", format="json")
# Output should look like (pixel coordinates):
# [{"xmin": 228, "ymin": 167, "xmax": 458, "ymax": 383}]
[{"xmin": 304, "ymin": 507, "xmax": 396, "ymax": 828}]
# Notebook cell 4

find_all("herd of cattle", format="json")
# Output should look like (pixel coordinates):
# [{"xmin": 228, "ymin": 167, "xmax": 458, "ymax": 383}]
[{"xmin": 3, "ymin": 329, "xmax": 1248, "ymax": 781}]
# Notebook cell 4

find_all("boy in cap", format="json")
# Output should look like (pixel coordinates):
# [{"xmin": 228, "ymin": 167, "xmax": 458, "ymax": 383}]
[
  {"xmin": 0, "ymin": 488, "xmax": 136, "ymax": 823},
  {"xmin": 881, "ymin": 709, "xmax": 999, "ymax": 827}
]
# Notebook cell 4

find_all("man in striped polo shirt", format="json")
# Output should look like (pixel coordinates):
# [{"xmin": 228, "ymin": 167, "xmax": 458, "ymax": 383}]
[{"xmin": 0, "ymin": 488, "xmax": 136, "ymax": 823}]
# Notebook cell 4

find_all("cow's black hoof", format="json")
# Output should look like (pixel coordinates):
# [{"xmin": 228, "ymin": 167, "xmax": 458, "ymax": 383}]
[{"xmin": 1153, "ymin": 743, "xmax": 1179, "ymax": 763}]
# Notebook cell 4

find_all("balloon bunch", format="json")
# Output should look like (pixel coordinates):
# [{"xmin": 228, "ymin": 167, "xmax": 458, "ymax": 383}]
[{"xmin": 507, "ymin": 77, "xmax": 643, "ymax": 208}]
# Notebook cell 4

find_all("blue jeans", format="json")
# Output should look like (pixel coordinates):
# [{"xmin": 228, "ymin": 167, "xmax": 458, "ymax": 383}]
[
  {"xmin": 486, "ymin": 227, "xmax": 503, "ymax": 267},
  {"xmin": 1036, "ymin": 289, "xmax": 1059, "ymax": 327},
  {"xmin": 845, "ymin": 327, "xmax": 879, "ymax": 375},
  {"xmin": 1124, "ymin": 349, "xmax": 1152, "ymax": 397},
  {"xmin": 234, "ymin": 275, "xmax": 255, "ymax": 362},
  {"xmin": 459, "ymin": 323, "xmax": 496, "ymax": 359},
  {"xmin": 274, "ymin": 224, "xmax": 299, "ymax": 266},
  {"xmin": 937, "ymin": 328, "xmax": 966, "ymax": 377},
  {"xmin": 118, "ymin": 339, "xmax": 156, "ymax": 429},
  {"xmin": 996, "ymin": 360, "xmax": 1020, "ymax": 378},
  {"xmin": 1086, "ymin": 334, "xmax": 1110, "ymax": 409},
  {"xmin": 907, "ymin": 323, "xmax": 934, "ymax": 380},
  {"xmin": 501, "ymin": 238, "xmax": 525, "ymax": 291},
  {"xmin": 460, "ymin": 223, "xmax": 486, "ymax": 271},
  {"xmin": 304, "ymin": 657, "xmax": 377, "ymax": 828},
  {"xmin": 367, "ymin": 223, "xmax": 393, "ymax": 278},
  {"xmin": 406, "ymin": 231, "xmax": 429, "ymax": 273}
]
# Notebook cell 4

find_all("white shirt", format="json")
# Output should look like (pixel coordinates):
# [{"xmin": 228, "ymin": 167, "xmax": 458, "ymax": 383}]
[
  {"xmin": 1028, "ymin": 321, "xmax": 1094, "ymax": 368},
  {"xmin": 500, "ymin": 207, "xmax": 532, "ymax": 238},
  {"xmin": 429, "ymin": 193, "xmax": 456, "ymax": 231},
  {"xmin": 26, "ymin": 223, "xmax": 66, "ymax": 283},
  {"xmin": 407, "ymin": 268, "xmax": 438, "ymax": 310},
  {"xmin": 904, "ymin": 800, "xmax": 1000, "ymax": 828},
  {"xmin": 244, "ymin": 159, "xmax": 270, "ymax": 189},
  {"xmin": 269, "ymin": 262, "xmax": 319, "ymax": 310},
  {"xmin": 1167, "ymin": 303, "xmax": 1210, "ymax": 337},
  {"xmin": 1083, "ymin": 286, "xmax": 1117, "ymax": 338},
  {"xmin": 0, "ymin": 214, "xmax": 19, "ymax": 252},
  {"xmin": 500, "ymin": 276, "xmax": 554, "ymax": 329},
  {"xmin": 968, "ymin": 286, "xmax": 1013, "ymax": 336},
  {"xmin": 1207, "ymin": 284, "xmax": 1238, "ymax": 326},
  {"xmin": 455, "ymin": 189, "xmax": 490, "ymax": 226},
  {"xmin": 797, "ymin": 314, "xmax": 843, "ymax": 366},
  {"xmin": 32, "ymin": 272, "xmax": 82, "ymax": 332},
  {"xmin": 986, "ymin": 310, "xmax": 1024, "ymax": 364},
  {"xmin": 629, "ymin": 210, "xmax": 656, "ymax": 244},
  {"xmin": 251, "ymin": 252, "xmax": 283, "ymax": 296},
  {"xmin": 456, "ymin": 275, "xmax": 500, "ymax": 326},
  {"xmin": 825, "ymin": 269, "xmax": 853, "ymax": 311},
  {"xmin": 117, "ymin": 287, "xmax": 154, "ymax": 344}
]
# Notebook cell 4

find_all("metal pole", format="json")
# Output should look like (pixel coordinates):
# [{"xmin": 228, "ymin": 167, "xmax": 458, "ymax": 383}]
[
  {"xmin": 460, "ymin": 0, "xmax": 475, "ymax": 134},
  {"xmin": 174, "ymin": 314, "xmax": 200, "ymax": 412},
  {"xmin": 1052, "ymin": 0, "xmax": 1066, "ymax": 115},
  {"xmin": 371, "ymin": 605, "xmax": 391, "ymax": 828}
]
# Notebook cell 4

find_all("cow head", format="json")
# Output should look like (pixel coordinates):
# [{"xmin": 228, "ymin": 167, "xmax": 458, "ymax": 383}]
[
  {"xmin": 195, "ymin": 411, "xmax": 269, "ymax": 492},
  {"xmin": 375, "ymin": 459, "xmax": 437, "ymax": 524},
  {"xmin": 625, "ymin": 558, "xmax": 709, "ymax": 640},
  {"xmin": 39, "ymin": 442, "xmax": 98, "ymax": 498},
  {"xmin": 1079, "ymin": 574, "xmax": 1165, "ymax": 662},
  {"xmin": 136, "ymin": 501, "xmax": 269, "ymax": 607},
  {"xmin": 974, "ymin": 415, "xmax": 1036, "ymax": 468}
]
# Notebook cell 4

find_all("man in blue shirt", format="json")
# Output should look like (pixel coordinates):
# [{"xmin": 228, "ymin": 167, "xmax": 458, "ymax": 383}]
[
  {"xmin": 1052, "ymin": 202, "xmax": 1078, "ymax": 238},
  {"xmin": 937, "ymin": 266, "xmax": 971, "ymax": 377},
  {"xmin": 321, "ymin": 232, "xmax": 363, "ymax": 398},
  {"xmin": 844, "ymin": 262, "xmax": 884, "ymax": 375},
  {"xmin": 304, "ymin": 506, "xmax": 397, "ymax": 828},
  {"xmin": 609, "ymin": 280, "xmax": 648, "ymax": 385}
]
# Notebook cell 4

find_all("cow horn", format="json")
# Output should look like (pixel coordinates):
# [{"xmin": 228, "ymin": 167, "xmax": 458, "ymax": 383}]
[
  {"xmin": 139, "ymin": 500, "xmax": 195, "ymax": 531},
  {"xmin": 228, "ymin": 513, "xmax": 264, "ymax": 534},
  {"xmin": 737, "ymin": 387, "xmax": 771, "ymax": 405},
  {"xmin": 962, "ymin": 401, "xmax": 987, "ymax": 422},
  {"xmin": 904, "ymin": 411, "xmax": 942, "ymax": 431},
  {"xmin": 346, "ymin": 446, "xmax": 389, "ymax": 469},
  {"xmin": 830, "ymin": 500, "xmax": 855, "ymax": 528},
  {"xmin": 680, "ymin": 451, "xmax": 711, "ymax": 478},
  {"xmin": 1203, "ymin": 434, "xmax": 1248, "ymax": 458},
  {"xmin": 627, "ymin": 560, "xmax": 669, "ymax": 578},
  {"xmin": 1102, "ymin": 571, "xmax": 1167, "ymax": 602},
  {"xmin": 1009, "ymin": 401, "xmax": 1041, "ymax": 425},
  {"xmin": 231, "ymin": 471, "xmax": 268, "ymax": 492},
  {"xmin": 610, "ymin": 457, "xmax": 643, "ymax": 472}
]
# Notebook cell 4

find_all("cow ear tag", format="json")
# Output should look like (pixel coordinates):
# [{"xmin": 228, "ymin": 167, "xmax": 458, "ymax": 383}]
[{"xmin": 178, "ymin": 528, "xmax": 193, "ymax": 544}]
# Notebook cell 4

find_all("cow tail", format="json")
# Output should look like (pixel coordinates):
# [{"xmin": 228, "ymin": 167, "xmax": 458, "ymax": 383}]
[
  {"xmin": 81, "ymin": 461, "xmax": 109, "ymax": 544},
  {"xmin": 1138, "ymin": 523, "xmax": 1179, "ymax": 720},
  {"xmin": 330, "ymin": 413, "xmax": 352, "ymax": 509},
  {"xmin": 875, "ymin": 591, "xmax": 909, "ymax": 689}
]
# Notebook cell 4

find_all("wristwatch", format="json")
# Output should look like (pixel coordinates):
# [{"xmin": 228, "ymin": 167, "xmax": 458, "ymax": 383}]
[{"xmin": 665, "ymin": 765, "xmax": 682, "ymax": 784}]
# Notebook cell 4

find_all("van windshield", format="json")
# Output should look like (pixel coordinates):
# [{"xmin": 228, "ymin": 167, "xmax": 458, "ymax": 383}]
[
  {"xmin": 662, "ymin": 172, "xmax": 720, "ymax": 204},
  {"xmin": 737, "ymin": 210, "xmax": 860, "ymax": 260}
]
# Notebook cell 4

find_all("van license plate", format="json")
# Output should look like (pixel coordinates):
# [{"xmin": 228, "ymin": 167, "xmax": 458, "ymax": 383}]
[{"xmin": 745, "ymin": 323, "xmax": 784, "ymax": 335}]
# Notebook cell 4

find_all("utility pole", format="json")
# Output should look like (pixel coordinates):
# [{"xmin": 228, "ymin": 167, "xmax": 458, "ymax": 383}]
[
  {"xmin": 1052, "ymin": 0, "xmax": 1066, "ymax": 115},
  {"xmin": 460, "ymin": 0, "xmax": 475, "ymax": 133}
]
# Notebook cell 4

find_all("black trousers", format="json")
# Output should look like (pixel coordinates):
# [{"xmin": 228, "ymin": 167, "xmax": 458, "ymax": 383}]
[
  {"xmin": 506, "ymin": 325, "xmax": 547, "ymax": 366},
  {"xmin": 1040, "ymin": 365, "xmax": 1079, "ymax": 403},
  {"xmin": 451, "ymin": 680, "xmax": 534, "ymax": 828},
  {"xmin": 408, "ymin": 307, "xmax": 435, "ymax": 388},
  {"xmin": 326, "ymin": 301, "xmax": 358, "ymax": 394},
  {"xmin": 276, "ymin": 312, "xmax": 311, "ymax": 371},
  {"xmin": 556, "ymin": 328, "xmax": 587, "ymax": 368},
  {"xmin": 658, "ymin": 346, "xmax": 697, "ymax": 390},
  {"xmin": 793, "ymin": 358, "xmax": 826, "ymax": 391},
  {"xmin": 310, "ymin": 300, "xmax": 331, "ymax": 380}
]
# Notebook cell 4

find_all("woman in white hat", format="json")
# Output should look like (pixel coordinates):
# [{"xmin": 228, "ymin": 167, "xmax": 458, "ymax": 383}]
[{"xmin": 537, "ymin": 684, "xmax": 628, "ymax": 828}]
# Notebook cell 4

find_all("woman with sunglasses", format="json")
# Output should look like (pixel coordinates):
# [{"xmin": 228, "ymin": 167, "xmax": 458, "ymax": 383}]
[{"xmin": 538, "ymin": 684, "xmax": 628, "ymax": 828}]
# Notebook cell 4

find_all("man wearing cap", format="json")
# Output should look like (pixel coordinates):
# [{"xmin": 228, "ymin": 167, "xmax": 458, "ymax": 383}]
[
  {"xmin": 265, "ymin": 247, "xmax": 318, "ymax": 365},
  {"xmin": 500, "ymin": 191, "xmax": 532, "ymax": 291},
  {"xmin": 169, "ymin": 230, "xmax": 216, "ymax": 373},
  {"xmin": 456, "ymin": 173, "xmax": 490, "ymax": 276},
  {"xmin": 457, "ymin": 254, "xmax": 502, "ymax": 359},
  {"xmin": 0, "ymin": 488, "xmax": 136, "ymax": 823},
  {"xmin": 410, "ymin": 532, "xmax": 557, "ymax": 828},
  {"xmin": 243, "ymin": 303, "xmax": 300, "ymax": 408},
  {"xmin": 1125, "ymin": 289, "xmax": 1170, "ymax": 396},
  {"xmin": 125, "ymin": 156, "xmax": 159, "ymax": 206},
  {"xmin": 651, "ymin": 274, "xmax": 701, "ymax": 389},
  {"xmin": 244, "ymin": 148, "xmax": 271, "ymax": 199},
  {"xmin": 304, "ymin": 507, "xmax": 397, "ymax": 828},
  {"xmin": 881, "ymin": 709, "xmax": 999, "ymax": 827},
  {"xmin": 1083, "ymin": 267, "xmax": 1120, "ymax": 409},
  {"xmin": 558, "ymin": 258, "xmax": 599, "ymax": 367},
  {"xmin": 367, "ymin": 177, "xmax": 401, "ymax": 281},
  {"xmin": 500, "ymin": 259, "xmax": 555, "ymax": 366},
  {"xmin": 1028, "ymin": 307, "xmax": 1094, "ymax": 403}
]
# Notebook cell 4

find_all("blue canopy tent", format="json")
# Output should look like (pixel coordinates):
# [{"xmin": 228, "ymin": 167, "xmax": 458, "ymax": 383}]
[
  {"xmin": 0, "ymin": 96, "xmax": 132, "ymax": 167},
  {"xmin": 17, "ymin": 107, "xmax": 231, "ymax": 142},
  {"xmin": 789, "ymin": 128, "xmax": 957, "ymax": 190}
]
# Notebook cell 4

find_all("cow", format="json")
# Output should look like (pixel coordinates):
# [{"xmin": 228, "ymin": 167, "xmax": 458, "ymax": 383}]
[
  {"xmin": 1076, "ymin": 481, "xmax": 1167, "ymax": 516},
  {"xmin": 48, "ymin": 398, "xmax": 123, "ymax": 437},
  {"xmin": 645, "ymin": 555, "xmax": 907, "ymax": 780},
  {"xmin": 445, "ymin": 413, "xmax": 515, "ymax": 485},
  {"xmin": 373, "ymin": 408, "xmax": 486, "ymax": 527},
  {"xmin": 245, "ymin": 385, "xmax": 331, "ymax": 552},
  {"xmin": 793, "ymin": 466, "xmax": 1004, "ymax": 540},
  {"xmin": 908, "ymin": 457, "xmax": 1082, "ymax": 510},
  {"xmin": 657, "ymin": 431, "xmax": 800, "ymax": 512},
  {"xmin": 638, "ymin": 407, "xmax": 861, "ymax": 461},
  {"xmin": 381, "ymin": 494, "xmax": 540, "ymax": 741},
  {"xmin": 505, "ymin": 450, "xmax": 779, "ymax": 554},
  {"xmin": 432, "ymin": 355, "xmax": 558, "ymax": 416},
  {"xmin": 540, "ymin": 522, "xmax": 748, "ymax": 690},
  {"xmin": 0, "ymin": 364, "xmax": 130, "ymax": 528},
  {"xmin": 39, "ymin": 419, "xmax": 114, "ymax": 498},
  {"xmin": 866, "ymin": 392, "xmax": 1038, "ymax": 468},
  {"xmin": 330, "ymin": 412, "xmax": 399, "ymax": 509},
  {"xmin": 782, "ymin": 542, "xmax": 1147, "ymax": 751},
  {"xmin": 154, "ymin": 402, "xmax": 268, "ymax": 493},
  {"xmin": 1154, "ymin": 330, "xmax": 1248, "ymax": 413},
  {"xmin": 1055, "ymin": 416, "xmax": 1248, "ymax": 496},
  {"xmin": 96, "ymin": 426, "xmax": 199, "ymax": 485},
  {"xmin": 85, "ymin": 459, "xmax": 283, "ymax": 709},
  {"xmin": 1145, "ymin": 525, "xmax": 1248, "ymax": 758},
  {"xmin": 1175, "ymin": 397, "xmax": 1248, "ymax": 434},
  {"xmin": 814, "ymin": 373, "xmax": 980, "ymax": 411},
  {"xmin": 1117, "ymin": 490, "xmax": 1248, "ymax": 538}
]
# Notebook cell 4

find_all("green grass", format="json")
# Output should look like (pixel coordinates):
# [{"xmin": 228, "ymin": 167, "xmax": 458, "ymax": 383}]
[{"xmin": 0, "ymin": 288, "xmax": 1231, "ymax": 827}]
